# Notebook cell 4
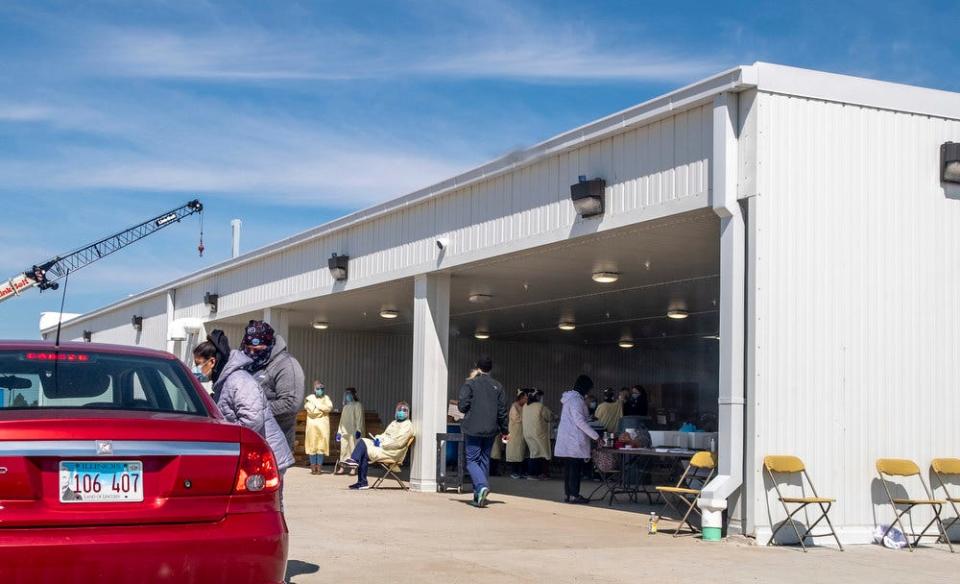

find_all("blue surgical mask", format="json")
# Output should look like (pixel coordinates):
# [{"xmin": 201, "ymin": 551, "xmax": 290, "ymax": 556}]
[
  {"xmin": 395, "ymin": 410, "xmax": 408, "ymax": 421},
  {"xmin": 344, "ymin": 394, "xmax": 354, "ymax": 403},
  {"xmin": 192, "ymin": 365, "xmax": 209, "ymax": 383},
  {"xmin": 314, "ymin": 386, "xmax": 324, "ymax": 396}
]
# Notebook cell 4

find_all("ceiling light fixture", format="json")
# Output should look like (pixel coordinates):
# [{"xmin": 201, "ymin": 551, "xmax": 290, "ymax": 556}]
[
  {"xmin": 474, "ymin": 331, "xmax": 490, "ymax": 340},
  {"xmin": 379, "ymin": 309, "xmax": 399, "ymax": 319},
  {"xmin": 468, "ymin": 293, "xmax": 493, "ymax": 304},
  {"xmin": 618, "ymin": 340, "xmax": 634, "ymax": 349},
  {"xmin": 312, "ymin": 321, "xmax": 329, "ymax": 330},
  {"xmin": 591, "ymin": 271, "xmax": 620, "ymax": 284},
  {"xmin": 702, "ymin": 334, "xmax": 720, "ymax": 340},
  {"xmin": 558, "ymin": 321, "xmax": 576, "ymax": 331},
  {"xmin": 666, "ymin": 309, "xmax": 689, "ymax": 320}
]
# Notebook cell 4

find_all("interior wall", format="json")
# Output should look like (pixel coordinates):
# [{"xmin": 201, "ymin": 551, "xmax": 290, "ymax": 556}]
[{"xmin": 287, "ymin": 327, "xmax": 717, "ymax": 428}]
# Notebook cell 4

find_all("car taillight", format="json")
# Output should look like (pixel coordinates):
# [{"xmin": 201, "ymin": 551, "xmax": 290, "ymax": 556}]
[{"xmin": 233, "ymin": 435, "xmax": 280, "ymax": 494}]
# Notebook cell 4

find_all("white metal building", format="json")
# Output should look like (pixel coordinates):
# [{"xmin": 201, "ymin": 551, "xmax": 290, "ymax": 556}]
[{"xmin": 41, "ymin": 62, "xmax": 960, "ymax": 545}]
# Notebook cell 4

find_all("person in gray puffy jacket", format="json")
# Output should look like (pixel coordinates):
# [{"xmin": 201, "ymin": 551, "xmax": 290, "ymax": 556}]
[
  {"xmin": 240, "ymin": 321, "xmax": 305, "ymax": 450},
  {"xmin": 192, "ymin": 332, "xmax": 294, "ymax": 473}
]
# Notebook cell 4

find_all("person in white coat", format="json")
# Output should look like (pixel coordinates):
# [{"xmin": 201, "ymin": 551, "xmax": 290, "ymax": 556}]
[
  {"xmin": 522, "ymin": 389, "xmax": 553, "ymax": 480},
  {"xmin": 553, "ymin": 375, "xmax": 601, "ymax": 504}
]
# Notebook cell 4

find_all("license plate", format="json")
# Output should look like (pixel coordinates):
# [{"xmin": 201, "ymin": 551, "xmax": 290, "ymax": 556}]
[{"xmin": 59, "ymin": 461, "xmax": 144, "ymax": 503}]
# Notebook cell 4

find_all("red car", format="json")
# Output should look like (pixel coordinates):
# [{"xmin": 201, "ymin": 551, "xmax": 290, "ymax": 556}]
[{"xmin": 0, "ymin": 341, "xmax": 288, "ymax": 583}]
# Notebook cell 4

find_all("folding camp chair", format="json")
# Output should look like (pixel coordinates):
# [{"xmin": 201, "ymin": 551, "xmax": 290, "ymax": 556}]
[
  {"xmin": 876, "ymin": 458, "xmax": 954, "ymax": 553},
  {"xmin": 763, "ymin": 455, "xmax": 843, "ymax": 551},
  {"xmin": 371, "ymin": 436, "xmax": 415, "ymax": 490},
  {"xmin": 655, "ymin": 451, "xmax": 716, "ymax": 537},
  {"xmin": 930, "ymin": 458, "xmax": 960, "ymax": 535}
]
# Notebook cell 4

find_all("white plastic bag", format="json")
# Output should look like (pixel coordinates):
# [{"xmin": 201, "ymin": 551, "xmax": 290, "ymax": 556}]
[{"xmin": 873, "ymin": 524, "xmax": 908, "ymax": 549}]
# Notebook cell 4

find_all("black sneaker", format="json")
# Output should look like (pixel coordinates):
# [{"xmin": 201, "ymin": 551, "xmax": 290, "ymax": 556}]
[
  {"xmin": 348, "ymin": 481, "xmax": 368, "ymax": 490},
  {"xmin": 477, "ymin": 486, "xmax": 491, "ymax": 508}
]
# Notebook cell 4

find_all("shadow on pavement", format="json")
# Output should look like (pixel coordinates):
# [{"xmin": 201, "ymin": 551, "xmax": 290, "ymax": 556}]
[{"xmin": 286, "ymin": 559, "xmax": 320, "ymax": 583}]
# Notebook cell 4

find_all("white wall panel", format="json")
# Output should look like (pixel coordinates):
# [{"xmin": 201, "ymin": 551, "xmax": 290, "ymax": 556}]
[
  {"xmin": 750, "ymin": 92, "xmax": 960, "ymax": 542},
  {"xmin": 56, "ymin": 293, "xmax": 168, "ymax": 349}
]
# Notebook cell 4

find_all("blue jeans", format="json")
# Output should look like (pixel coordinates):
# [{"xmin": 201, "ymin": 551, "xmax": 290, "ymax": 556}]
[
  {"xmin": 465, "ymin": 435, "xmax": 495, "ymax": 494},
  {"xmin": 309, "ymin": 454, "xmax": 325, "ymax": 466},
  {"xmin": 351, "ymin": 440, "xmax": 370, "ymax": 485}
]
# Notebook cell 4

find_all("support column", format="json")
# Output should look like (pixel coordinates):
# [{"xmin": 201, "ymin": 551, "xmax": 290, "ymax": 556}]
[
  {"xmin": 409, "ymin": 273, "xmax": 450, "ymax": 492},
  {"xmin": 699, "ymin": 92, "xmax": 746, "ymax": 540},
  {"xmin": 165, "ymin": 290, "xmax": 177, "ymax": 356},
  {"xmin": 262, "ymin": 307, "xmax": 290, "ymax": 342}
]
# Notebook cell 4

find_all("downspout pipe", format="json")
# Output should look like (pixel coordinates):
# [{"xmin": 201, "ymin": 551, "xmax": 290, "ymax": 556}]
[{"xmin": 699, "ymin": 91, "xmax": 747, "ymax": 539}]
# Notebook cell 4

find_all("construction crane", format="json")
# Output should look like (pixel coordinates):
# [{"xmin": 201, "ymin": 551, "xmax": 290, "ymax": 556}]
[{"xmin": 0, "ymin": 199, "xmax": 204, "ymax": 304}]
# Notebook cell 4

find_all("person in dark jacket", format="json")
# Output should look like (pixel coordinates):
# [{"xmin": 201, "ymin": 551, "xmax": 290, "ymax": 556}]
[
  {"xmin": 458, "ymin": 355, "xmax": 508, "ymax": 508},
  {"xmin": 240, "ymin": 320, "xmax": 305, "ymax": 450}
]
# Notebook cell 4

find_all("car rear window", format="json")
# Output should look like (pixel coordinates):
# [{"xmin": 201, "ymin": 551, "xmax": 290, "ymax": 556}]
[{"xmin": 0, "ymin": 350, "xmax": 205, "ymax": 415}]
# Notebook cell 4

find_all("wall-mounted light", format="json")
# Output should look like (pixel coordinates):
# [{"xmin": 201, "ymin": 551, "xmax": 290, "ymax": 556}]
[
  {"xmin": 131, "ymin": 315, "xmax": 143, "ymax": 331},
  {"xmin": 702, "ymin": 334, "xmax": 720, "ymax": 340},
  {"xmin": 558, "ymin": 321, "xmax": 576, "ymax": 331},
  {"xmin": 666, "ymin": 309, "xmax": 689, "ymax": 320},
  {"xmin": 942, "ymin": 141, "xmax": 960, "ymax": 184},
  {"xmin": 570, "ymin": 175, "xmax": 606, "ymax": 218},
  {"xmin": 474, "ymin": 331, "xmax": 490, "ymax": 340},
  {"xmin": 312, "ymin": 321, "xmax": 329, "ymax": 330},
  {"xmin": 591, "ymin": 271, "xmax": 620, "ymax": 284},
  {"xmin": 82, "ymin": 330, "xmax": 92, "ymax": 342},
  {"xmin": 618, "ymin": 340, "xmax": 634, "ymax": 349},
  {"xmin": 379, "ymin": 309, "xmax": 399, "ymax": 319},
  {"xmin": 203, "ymin": 292, "xmax": 218, "ymax": 313},
  {"xmin": 468, "ymin": 293, "xmax": 493, "ymax": 304},
  {"xmin": 328, "ymin": 253, "xmax": 349, "ymax": 281}
]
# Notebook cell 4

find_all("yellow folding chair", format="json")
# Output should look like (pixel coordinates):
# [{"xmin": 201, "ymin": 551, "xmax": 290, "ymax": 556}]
[
  {"xmin": 655, "ymin": 451, "xmax": 716, "ymax": 537},
  {"xmin": 372, "ymin": 436, "xmax": 415, "ymax": 490},
  {"xmin": 931, "ymin": 458, "xmax": 960, "ymax": 534},
  {"xmin": 876, "ymin": 458, "xmax": 954, "ymax": 553},
  {"xmin": 764, "ymin": 455, "xmax": 843, "ymax": 551}
]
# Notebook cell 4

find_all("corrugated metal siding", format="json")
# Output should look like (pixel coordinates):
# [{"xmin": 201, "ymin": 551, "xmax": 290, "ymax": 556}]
[
  {"xmin": 170, "ymin": 107, "xmax": 712, "ymax": 321},
  {"xmin": 287, "ymin": 328, "xmax": 716, "ymax": 428},
  {"xmin": 56, "ymin": 293, "xmax": 168, "ymax": 348},
  {"xmin": 751, "ymin": 92, "xmax": 960, "ymax": 540}
]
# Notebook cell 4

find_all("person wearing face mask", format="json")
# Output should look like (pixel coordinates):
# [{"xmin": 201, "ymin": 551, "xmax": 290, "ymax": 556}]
[
  {"xmin": 240, "ymin": 320, "xmax": 305, "ymax": 451},
  {"xmin": 335, "ymin": 387, "xmax": 365, "ymax": 475},
  {"xmin": 458, "ymin": 356, "xmax": 508, "ymax": 508},
  {"xmin": 594, "ymin": 387, "xmax": 623, "ymax": 434},
  {"xmin": 192, "ymin": 330, "xmax": 294, "ymax": 484},
  {"xmin": 522, "ymin": 389, "xmax": 554, "ymax": 480},
  {"xmin": 304, "ymin": 380, "xmax": 333, "ymax": 475},
  {"xmin": 554, "ymin": 374, "xmax": 601, "ymax": 504},
  {"xmin": 341, "ymin": 402, "xmax": 414, "ymax": 490}
]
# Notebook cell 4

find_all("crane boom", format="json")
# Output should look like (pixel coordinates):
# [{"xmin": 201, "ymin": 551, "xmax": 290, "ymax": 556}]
[{"xmin": 0, "ymin": 199, "xmax": 203, "ymax": 304}]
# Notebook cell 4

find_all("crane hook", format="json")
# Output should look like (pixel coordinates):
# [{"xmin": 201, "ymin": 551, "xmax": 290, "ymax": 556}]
[{"xmin": 197, "ymin": 208, "xmax": 205, "ymax": 257}]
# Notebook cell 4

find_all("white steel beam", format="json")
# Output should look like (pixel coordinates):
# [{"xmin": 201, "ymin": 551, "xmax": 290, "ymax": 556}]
[{"xmin": 409, "ymin": 273, "xmax": 450, "ymax": 492}]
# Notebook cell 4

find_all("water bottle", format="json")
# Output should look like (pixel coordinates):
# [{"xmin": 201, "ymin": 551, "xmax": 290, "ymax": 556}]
[
  {"xmin": 648, "ymin": 512, "xmax": 659, "ymax": 534},
  {"xmin": 709, "ymin": 437, "xmax": 717, "ymax": 453}
]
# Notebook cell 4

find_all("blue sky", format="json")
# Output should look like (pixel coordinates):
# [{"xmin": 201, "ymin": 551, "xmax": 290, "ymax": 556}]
[{"xmin": 1, "ymin": 1, "xmax": 957, "ymax": 339}]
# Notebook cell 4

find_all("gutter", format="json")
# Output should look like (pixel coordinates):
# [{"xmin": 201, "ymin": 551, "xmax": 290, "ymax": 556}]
[{"xmin": 698, "ymin": 89, "xmax": 748, "ymax": 538}]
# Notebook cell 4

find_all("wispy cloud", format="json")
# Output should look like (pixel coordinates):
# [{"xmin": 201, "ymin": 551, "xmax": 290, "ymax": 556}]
[{"xmin": 73, "ymin": 3, "xmax": 720, "ymax": 84}]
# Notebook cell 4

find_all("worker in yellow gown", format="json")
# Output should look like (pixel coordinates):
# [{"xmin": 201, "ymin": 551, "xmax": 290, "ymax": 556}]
[
  {"xmin": 304, "ymin": 381, "xmax": 333, "ymax": 475},
  {"xmin": 522, "ymin": 389, "xmax": 554, "ymax": 480},
  {"xmin": 342, "ymin": 401, "xmax": 415, "ymax": 490},
  {"xmin": 594, "ymin": 387, "xmax": 623, "ymax": 434},
  {"xmin": 506, "ymin": 389, "xmax": 529, "ymax": 479},
  {"xmin": 335, "ymin": 387, "xmax": 365, "ymax": 475}
]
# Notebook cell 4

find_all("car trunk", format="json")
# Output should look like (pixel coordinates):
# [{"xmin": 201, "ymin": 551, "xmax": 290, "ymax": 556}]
[{"xmin": 0, "ymin": 410, "xmax": 241, "ymax": 528}]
